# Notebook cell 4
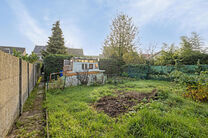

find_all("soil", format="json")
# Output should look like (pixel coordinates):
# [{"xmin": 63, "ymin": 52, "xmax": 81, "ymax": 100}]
[
  {"xmin": 7, "ymin": 83, "xmax": 45, "ymax": 138},
  {"xmin": 94, "ymin": 89, "xmax": 157, "ymax": 117}
]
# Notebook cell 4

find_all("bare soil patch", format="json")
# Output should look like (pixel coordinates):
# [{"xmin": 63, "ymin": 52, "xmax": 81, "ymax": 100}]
[{"xmin": 94, "ymin": 89, "xmax": 157, "ymax": 117}]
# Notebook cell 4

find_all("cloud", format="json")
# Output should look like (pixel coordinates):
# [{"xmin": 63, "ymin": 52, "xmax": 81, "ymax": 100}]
[
  {"xmin": 6, "ymin": 0, "xmax": 48, "ymax": 46},
  {"xmin": 127, "ymin": 0, "xmax": 208, "ymax": 32},
  {"xmin": 96, "ymin": 0, "xmax": 208, "ymax": 34},
  {"xmin": 61, "ymin": 20, "xmax": 84, "ymax": 49}
]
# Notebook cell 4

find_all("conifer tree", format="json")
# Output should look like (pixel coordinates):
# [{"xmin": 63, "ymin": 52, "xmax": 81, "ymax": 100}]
[{"xmin": 46, "ymin": 21, "xmax": 67, "ymax": 54}]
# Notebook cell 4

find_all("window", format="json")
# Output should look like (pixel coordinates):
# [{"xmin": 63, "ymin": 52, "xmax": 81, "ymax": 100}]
[
  {"xmin": 82, "ymin": 64, "xmax": 84, "ymax": 70},
  {"xmin": 85, "ymin": 64, "xmax": 88, "ymax": 69},
  {"xmin": 95, "ymin": 64, "xmax": 98, "ymax": 69},
  {"xmin": 89, "ymin": 64, "xmax": 93, "ymax": 69}
]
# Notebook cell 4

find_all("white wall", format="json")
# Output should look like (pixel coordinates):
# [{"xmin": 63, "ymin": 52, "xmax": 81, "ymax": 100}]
[{"xmin": 73, "ymin": 62, "xmax": 99, "ymax": 72}]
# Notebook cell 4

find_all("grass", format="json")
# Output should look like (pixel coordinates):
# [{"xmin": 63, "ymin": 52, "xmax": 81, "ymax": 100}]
[
  {"xmin": 23, "ymin": 86, "xmax": 39, "ymax": 111},
  {"xmin": 46, "ymin": 80, "xmax": 208, "ymax": 137},
  {"xmin": 10, "ymin": 84, "xmax": 45, "ymax": 138}
]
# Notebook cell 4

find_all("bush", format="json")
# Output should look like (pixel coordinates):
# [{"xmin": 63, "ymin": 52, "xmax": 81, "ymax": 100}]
[
  {"xmin": 170, "ymin": 70, "xmax": 208, "ymax": 102},
  {"xmin": 43, "ymin": 54, "xmax": 72, "ymax": 80}
]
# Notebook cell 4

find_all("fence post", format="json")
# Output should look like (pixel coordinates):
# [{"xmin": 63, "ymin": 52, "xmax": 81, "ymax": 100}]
[
  {"xmin": 33, "ymin": 64, "xmax": 35, "ymax": 87},
  {"xmin": 19, "ymin": 58, "xmax": 22, "ymax": 116},
  {"xmin": 27, "ymin": 62, "xmax": 30, "ymax": 96}
]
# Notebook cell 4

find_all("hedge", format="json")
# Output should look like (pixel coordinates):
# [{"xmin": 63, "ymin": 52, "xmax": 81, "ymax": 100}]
[
  {"xmin": 122, "ymin": 64, "xmax": 208, "ymax": 80},
  {"xmin": 43, "ymin": 54, "xmax": 72, "ymax": 80}
]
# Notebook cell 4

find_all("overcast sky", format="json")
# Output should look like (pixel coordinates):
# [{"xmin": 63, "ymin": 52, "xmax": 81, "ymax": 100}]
[{"xmin": 0, "ymin": 0, "xmax": 208, "ymax": 55}]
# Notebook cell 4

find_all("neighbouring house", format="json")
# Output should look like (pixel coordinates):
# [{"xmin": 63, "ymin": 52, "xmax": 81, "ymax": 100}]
[
  {"xmin": 32, "ymin": 45, "xmax": 47, "ymax": 60},
  {"xmin": 0, "ymin": 46, "xmax": 26, "ymax": 55},
  {"xmin": 149, "ymin": 51, "xmax": 162, "ymax": 59},
  {"xmin": 63, "ymin": 57, "xmax": 106, "ymax": 86},
  {"xmin": 142, "ymin": 54, "xmax": 151, "ymax": 59},
  {"xmin": 33, "ymin": 45, "xmax": 84, "ymax": 60}
]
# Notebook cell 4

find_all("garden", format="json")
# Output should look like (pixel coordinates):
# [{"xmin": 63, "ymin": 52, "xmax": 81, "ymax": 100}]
[
  {"xmin": 46, "ymin": 77, "xmax": 208, "ymax": 137},
  {"xmin": 42, "ymin": 14, "xmax": 208, "ymax": 138}
]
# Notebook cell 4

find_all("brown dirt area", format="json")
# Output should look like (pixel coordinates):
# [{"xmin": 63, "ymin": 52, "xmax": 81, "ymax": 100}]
[
  {"xmin": 7, "ymin": 83, "xmax": 45, "ymax": 138},
  {"xmin": 94, "ymin": 89, "xmax": 157, "ymax": 117}
]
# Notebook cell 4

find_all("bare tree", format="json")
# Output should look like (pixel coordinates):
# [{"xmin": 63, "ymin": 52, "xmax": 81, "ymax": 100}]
[{"xmin": 102, "ymin": 13, "xmax": 139, "ymax": 63}]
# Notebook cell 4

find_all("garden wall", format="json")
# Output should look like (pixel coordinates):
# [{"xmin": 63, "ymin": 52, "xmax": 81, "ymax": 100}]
[
  {"xmin": 64, "ymin": 72, "xmax": 106, "ymax": 87},
  {"xmin": 0, "ymin": 51, "xmax": 40, "ymax": 138}
]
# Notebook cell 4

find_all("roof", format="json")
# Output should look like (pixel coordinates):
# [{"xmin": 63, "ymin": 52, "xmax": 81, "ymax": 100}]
[
  {"xmin": 33, "ymin": 45, "xmax": 46, "ymax": 54},
  {"xmin": 72, "ymin": 57, "xmax": 98, "ymax": 60},
  {"xmin": 84, "ymin": 55, "xmax": 99, "ymax": 58},
  {"xmin": 33, "ymin": 45, "xmax": 84, "ymax": 56},
  {"xmin": 68, "ymin": 48, "xmax": 84, "ymax": 56},
  {"xmin": 142, "ymin": 54, "xmax": 151, "ymax": 58},
  {"xmin": 0, "ymin": 46, "xmax": 26, "ymax": 54},
  {"xmin": 149, "ymin": 51, "xmax": 162, "ymax": 59}
]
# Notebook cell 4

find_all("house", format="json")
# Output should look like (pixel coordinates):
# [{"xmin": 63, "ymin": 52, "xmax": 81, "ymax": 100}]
[
  {"xmin": 142, "ymin": 54, "xmax": 151, "ymax": 59},
  {"xmin": 33, "ymin": 45, "xmax": 84, "ymax": 59},
  {"xmin": 149, "ymin": 51, "xmax": 162, "ymax": 59},
  {"xmin": 0, "ymin": 46, "xmax": 26, "ymax": 55},
  {"xmin": 32, "ymin": 45, "xmax": 46, "ymax": 60}
]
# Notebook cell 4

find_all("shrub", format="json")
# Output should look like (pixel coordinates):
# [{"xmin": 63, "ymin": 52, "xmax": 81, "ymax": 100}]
[
  {"xmin": 99, "ymin": 58, "xmax": 124, "ymax": 75},
  {"xmin": 170, "ymin": 70, "xmax": 208, "ymax": 102},
  {"xmin": 184, "ymin": 85, "xmax": 208, "ymax": 102}
]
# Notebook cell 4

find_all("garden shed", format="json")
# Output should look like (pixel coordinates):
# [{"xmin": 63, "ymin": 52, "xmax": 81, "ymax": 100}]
[{"xmin": 63, "ymin": 57, "xmax": 106, "ymax": 86}]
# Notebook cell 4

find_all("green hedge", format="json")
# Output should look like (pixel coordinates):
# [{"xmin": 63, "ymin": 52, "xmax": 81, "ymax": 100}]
[
  {"xmin": 43, "ymin": 54, "xmax": 72, "ymax": 80},
  {"xmin": 122, "ymin": 64, "xmax": 208, "ymax": 80}
]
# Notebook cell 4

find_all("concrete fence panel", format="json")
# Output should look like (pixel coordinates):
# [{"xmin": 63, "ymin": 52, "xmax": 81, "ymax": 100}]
[
  {"xmin": 29, "ymin": 63, "xmax": 34, "ymax": 94},
  {"xmin": 0, "ymin": 51, "xmax": 20, "ymax": 137},
  {"xmin": 22, "ymin": 60, "xmax": 28, "ymax": 105},
  {"xmin": 0, "ymin": 51, "xmax": 40, "ymax": 138}
]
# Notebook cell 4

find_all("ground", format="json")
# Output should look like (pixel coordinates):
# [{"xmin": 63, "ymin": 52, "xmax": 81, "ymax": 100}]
[
  {"xmin": 7, "ymin": 83, "xmax": 45, "ymax": 138},
  {"xmin": 46, "ymin": 80, "xmax": 208, "ymax": 137}
]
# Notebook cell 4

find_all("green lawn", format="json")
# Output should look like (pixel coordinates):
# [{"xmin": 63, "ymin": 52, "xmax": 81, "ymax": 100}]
[{"xmin": 46, "ymin": 80, "xmax": 208, "ymax": 137}]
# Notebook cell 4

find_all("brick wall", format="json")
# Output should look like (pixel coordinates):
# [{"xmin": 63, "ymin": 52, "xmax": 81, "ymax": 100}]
[{"xmin": 0, "ymin": 51, "xmax": 40, "ymax": 138}]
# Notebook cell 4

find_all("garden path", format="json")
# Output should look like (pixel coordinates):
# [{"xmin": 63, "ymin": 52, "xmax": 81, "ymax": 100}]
[{"xmin": 7, "ymin": 83, "xmax": 45, "ymax": 138}]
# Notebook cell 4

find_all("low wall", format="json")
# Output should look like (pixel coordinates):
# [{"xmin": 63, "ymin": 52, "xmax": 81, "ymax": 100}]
[
  {"xmin": 0, "ymin": 51, "xmax": 40, "ymax": 138},
  {"xmin": 65, "ymin": 72, "xmax": 106, "ymax": 86}
]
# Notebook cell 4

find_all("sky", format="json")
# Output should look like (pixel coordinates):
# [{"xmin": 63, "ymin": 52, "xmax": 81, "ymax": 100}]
[{"xmin": 0, "ymin": 0, "xmax": 208, "ymax": 55}]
